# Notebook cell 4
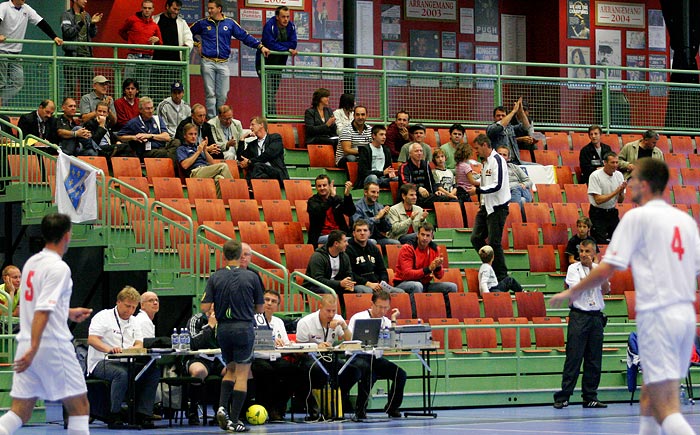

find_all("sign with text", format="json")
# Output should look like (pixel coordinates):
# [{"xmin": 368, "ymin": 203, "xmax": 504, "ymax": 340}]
[
  {"xmin": 596, "ymin": 2, "xmax": 645, "ymax": 28},
  {"xmin": 245, "ymin": 0, "xmax": 304, "ymax": 9},
  {"xmin": 405, "ymin": 0, "xmax": 457, "ymax": 22}
]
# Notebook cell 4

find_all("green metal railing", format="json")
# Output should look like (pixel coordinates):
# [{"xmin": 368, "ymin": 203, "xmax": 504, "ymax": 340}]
[
  {"xmin": 0, "ymin": 39, "xmax": 189, "ymax": 115},
  {"xmin": 260, "ymin": 51, "xmax": 700, "ymax": 135}
]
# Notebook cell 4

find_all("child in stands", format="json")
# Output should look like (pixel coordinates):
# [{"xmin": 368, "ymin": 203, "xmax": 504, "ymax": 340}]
[
  {"xmin": 477, "ymin": 245, "xmax": 522, "ymax": 296},
  {"xmin": 565, "ymin": 216, "xmax": 599, "ymax": 266}
]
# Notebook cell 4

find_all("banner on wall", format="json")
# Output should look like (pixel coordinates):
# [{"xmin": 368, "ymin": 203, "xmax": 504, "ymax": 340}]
[
  {"xmin": 595, "ymin": 2, "xmax": 644, "ymax": 28},
  {"xmin": 382, "ymin": 4, "xmax": 401, "ymax": 40},
  {"xmin": 404, "ymin": 0, "xmax": 457, "ymax": 22},
  {"xmin": 246, "ymin": 0, "xmax": 304, "ymax": 8},
  {"xmin": 567, "ymin": 0, "xmax": 590, "ymax": 40},
  {"xmin": 647, "ymin": 10, "xmax": 666, "ymax": 51},
  {"xmin": 474, "ymin": 0, "xmax": 498, "ymax": 42},
  {"xmin": 180, "ymin": 0, "xmax": 202, "ymax": 23}
]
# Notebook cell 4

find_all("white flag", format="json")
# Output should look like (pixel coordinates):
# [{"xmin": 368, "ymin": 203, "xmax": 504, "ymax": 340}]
[{"xmin": 55, "ymin": 152, "xmax": 98, "ymax": 223}]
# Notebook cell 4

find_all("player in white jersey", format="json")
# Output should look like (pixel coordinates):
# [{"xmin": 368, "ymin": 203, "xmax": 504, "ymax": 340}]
[
  {"xmin": 0, "ymin": 213, "xmax": 92, "ymax": 435},
  {"xmin": 551, "ymin": 158, "xmax": 699, "ymax": 435}
]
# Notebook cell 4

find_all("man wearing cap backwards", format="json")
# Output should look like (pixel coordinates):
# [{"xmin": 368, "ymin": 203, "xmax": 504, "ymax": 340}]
[
  {"xmin": 80, "ymin": 75, "xmax": 116, "ymax": 124},
  {"xmin": 397, "ymin": 124, "xmax": 432, "ymax": 163},
  {"xmin": 157, "ymin": 80, "xmax": 192, "ymax": 137},
  {"xmin": 618, "ymin": 130, "xmax": 665, "ymax": 180},
  {"xmin": 486, "ymin": 98, "xmax": 531, "ymax": 165}
]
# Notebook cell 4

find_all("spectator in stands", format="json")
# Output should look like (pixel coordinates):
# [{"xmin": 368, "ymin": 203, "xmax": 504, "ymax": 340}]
[
  {"xmin": 432, "ymin": 149, "xmax": 458, "ymax": 201},
  {"xmin": 565, "ymin": 216, "xmax": 598, "ymax": 265},
  {"xmin": 305, "ymin": 229, "xmax": 363, "ymax": 296},
  {"xmin": 80, "ymin": 75, "xmax": 116, "ymax": 124},
  {"xmin": 152, "ymin": 0, "xmax": 193, "ymax": 101},
  {"xmin": 61, "ymin": 0, "xmax": 102, "ymax": 99},
  {"xmin": 251, "ymin": 290, "xmax": 302, "ymax": 421},
  {"xmin": 307, "ymin": 175, "xmax": 355, "ymax": 245},
  {"xmin": 553, "ymin": 239, "xmax": 609, "ymax": 410},
  {"xmin": 209, "ymin": 105, "xmax": 247, "ymax": 161},
  {"xmin": 0, "ymin": 265, "xmax": 20, "ymax": 317},
  {"xmin": 119, "ymin": 0, "xmax": 162, "ymax": 93},
  {"xmin": 239, "ymin": 115, "xmax": 289, "ymax": 183},
  {"xmin": 114, "ymin": 78, "xmax": 140, "ymax": 130},
  {"xmin": 347, "ymin": 290, "xmax": 406, "ymax": 419},
  {"xmin": 587, "ymin": 152, "xmax": 626, "ymax": 244},
  {"xmin": 397, "ymin": 125, "xmax": 432, "ymax": 163},
  {"xmin": 17, "ymin": 99, "xmax": 58, "ymax": 144},
  {"xmin": 618, "ymin": 130, "xmax": 664, "ymax": 180},
  {"xmin": 455, "ymin": 143, "xmax": 479, "ymax": 225},
  {"xmin": 440, "ymin": 123, "xmax": 465, "ymax": 169},
  {"xmin": 186, "ymin": 303, "xmax": 225, "ymax": 426},
  {"xmin": 191, "ymin": 0, "xmax": 270, "ymax": 118},
  {"xmin": 336, "ymin": 105, "xmax": 371, "ymax": 168},
  {"xmin": 487, "ymin": 98, "xmax": 532, "ymax": 165},
  {"xmin": 467, "ymin": 134, "xmax": 510, "ymax": 281},
  {"xmin": 304, "ymin": 87, "xmax": 337, "ymax": 145},
  {"xmin": 133, "ymin": 291, "xmax": 159, "ymax": 339},
  {"xmin": 176, "ymin": 123, "xmax": 233, "ymax": 194},
  {"xmin": 174, "ymin": 103, "xmax": 219, "ymax": 158},
  {"xmin": 56, "ymin": 97, "xmax": 90, "ymax": 156},
  {"xmin": 157, "ymin": 80, "xmax": 191, "ymax": 137},
  {"xmin": 385, "ymin": 110, "xmax": 409, "ymax": 161},
  {"xmin": 387, "ymin": 183, "xmax": 428, "ymax": 244},
  {"xmin": 514, "ymin": 101, "xmax": 538, "ymax": 157},
  {"xmin": 400, "ymin": 142, "xmax": 454, "ymax": 209},
  {"xmin": 347, "ymin": 220, "xmax": 402, "ymax": 293},
  {"xmin": 81, "ymin": 101, "xmax": 123, "ymax": 157},
  {"xmin": 257, "ymin": 5, "xmax": 297, "ymax": 115},
  {"xmin": 333, "ymin": 93, "xmax": 354, "ymax": 135},
  {"xmin": 477, "ymin": 245, "xmax": 522, "ymax": 296},
  {"xmin": 0, "ymin": 0, "xmax": 62, "ymax": 101},
  {"xmin": 393, "ymin": 222, "xmax": 457, "ymax": 305},
  {"xmin": 496, "ymin": 146, "xmax": 532, "ymax": 222},
  {"xmin": 352, "ymin": 182, "xmax": 400, "ymax": 246},
  {"xmin": 356, "ymin": 124, "xmax": 396, "ymax": 189},
  {"xmin": 87, "ymin": 286, "xmax": 160, "ymax": 429},
  {"xmin": 117, "ymin": 96, "xmax": 175, "ymax": 159},
  {"xmin": 579, "ymin": 125, "xmax": 613, "ymax": 184}
]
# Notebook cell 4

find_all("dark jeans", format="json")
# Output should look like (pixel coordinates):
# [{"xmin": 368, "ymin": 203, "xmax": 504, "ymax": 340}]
[
  {"xmin": 471, "ymin": 204, "xmax": 509, "ymax": 280},
  {"xmin": 489, "ymin": 276, "xmax": 523, "ymax": 293},
  {"xmin": 352, "ymin": 355, "xmax": 406, "ymax": 414},
  {"xmin": 589, "ymin": 206, "xmax": 619, "ymax": 245},
  {"xmin": 553, "ymin": 308, "xmax": 605, "ymax": 402},
  {"xmin": 91, "ymin": 359, "xmax": 161, "ymax": 415}
]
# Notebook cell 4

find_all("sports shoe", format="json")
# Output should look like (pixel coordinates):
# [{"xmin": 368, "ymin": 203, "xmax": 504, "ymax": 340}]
[
  {"xmin": 583, "ymin": 400, "xmax": 607, "ymax": 408},
  {"xmin": 232, "ymin": 420, "xmax": 249, "ymax": 432},
  {"xmin": 216, "ymin": 407, "xmax": 234, "ymax": 431},
  {"xmin": 387, "ymin": 410, "xmax": 402, "ymax": 418},
  {"xmin": 553, "ymin": 400, "xmax": 568, "ymax": 409}
]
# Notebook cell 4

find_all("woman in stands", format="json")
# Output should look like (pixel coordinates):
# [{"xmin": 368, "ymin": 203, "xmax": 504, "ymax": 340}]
[
  {"xmin": 304, "ymin": 88, "xmax": 337, "ymax": 145},
  {"xmin": 333, "ymin": 93, "xmax": 355, "ymax": 135}
]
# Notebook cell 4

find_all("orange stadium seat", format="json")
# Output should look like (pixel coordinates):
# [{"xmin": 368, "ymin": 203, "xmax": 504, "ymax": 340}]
[
  {"xmin": 671, "ymin": 135, "xmax": 695, "ymax": 155},
  {"xmin": 219, "ymin": 178, "xmax": 250, "ymax": 201},
  {"xmin": 186, "ymin": 177, "xmax": 217, "ymax": 201},
  {"xmin": 414, "ymin": 293, "xmax": 447, "ymax": 320},
  {"xmin": 152, "ymin": 177, "xmax": 184, "ymax": 199},
  {"xmin": 201, "ymin": 220, "xmax": 236, "ymax": 245},
  {"xmin": 262, "ymin": 199, "xmax": 293, "ymax": 225},
  {"xmin": 564, "ymin": 184, "xmax": 588, "ymax": 204},
  {"xmin": 536, "ymin": 184, "xmax": 563, "ymax": 204},
  {"xmin": 144, "ymin": 158, "xmax": 176, "ymax": 181},
  {"xmin": 533, "ymin": 150, "xmax": 560, "ymax": 166},
  {"xmin": 251, "ymin": 179, "xmax": 282, "ymax": 203},
  {"xmin": 552, "ymin": 203, "xmax": 580, "ymax": 228},
  {"xmin": 527, "ymin": 244, "xmax": 557, "ymax": 273},
  {"xmin": 228, "ymin": 199, "xmax": 260, "ymax": 225},
  {"xmin": 283, "ymin": 179, "xmax": 314, "ymax": 203},
  {"xmin": 511, "ymin": 223, "xmax": 539, "ymax": 250},
  {"xmin": 194, "ymin": 198, "xmax": 226, "ymax": 224},
  {"xmin": 482, "ymin": 292, "xmax": 514, "ymax": 320},
  {"xmin": 272, "ymin": 221, "xmax": 304, "ymax": 247},
  {"xmin": 237, "ymin": 221, "xmax": 270, "ymax": 244},
  {"xmin": 544, "ymin": 132, "xmax": 570, "ymax": 152},
  {"xmin": 112, "ymin": 156, "xmax": 142, "ymax": 178},
  {"xmin": 448, "ymin": 292, "xmax": 481, "ymax": 319}
]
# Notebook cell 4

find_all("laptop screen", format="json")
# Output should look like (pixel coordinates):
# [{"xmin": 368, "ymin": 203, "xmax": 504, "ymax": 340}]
[{"xmin": 352, "ymin": 318, "xmax": 382, "ymax": 346}]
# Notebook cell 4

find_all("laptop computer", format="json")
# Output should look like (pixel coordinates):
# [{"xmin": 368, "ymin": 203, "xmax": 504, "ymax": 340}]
[{"xmin": 352, "ymin": 318, "xmax": 382, "ymax": 347}]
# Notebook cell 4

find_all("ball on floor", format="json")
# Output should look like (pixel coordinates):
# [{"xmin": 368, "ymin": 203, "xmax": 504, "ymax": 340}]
[{"xmin": 246, "ymin": 404, "xmax": 268, "ymax": 425}]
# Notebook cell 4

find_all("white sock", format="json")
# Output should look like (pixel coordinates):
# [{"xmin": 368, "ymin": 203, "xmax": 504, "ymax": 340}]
[
  {"xmin": 661, "ymin": 413, "xmax": 696, "ymax": 435},
  {"xmin": 67, "ymin": 415, "xmax": 90, "ymax": 435},
  {"xmin": 0, "ymin": 411, "xmax": 23, "ymax": 435},
  {"xmin": 639, "ymin": 415, "xmax": 661, "ymax": 435}
]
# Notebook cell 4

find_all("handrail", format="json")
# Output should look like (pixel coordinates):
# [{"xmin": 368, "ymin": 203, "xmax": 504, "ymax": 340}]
[{"xmin": 288, "ymin": 270, "xmax": 334, "ymax": 313}]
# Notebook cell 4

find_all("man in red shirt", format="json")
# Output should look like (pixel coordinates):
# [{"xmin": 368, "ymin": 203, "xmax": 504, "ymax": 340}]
[
  {"xmin": 384, "ymin": 110, "xmax": 409, "ymax": 161},
  {"xmin": 119, "ymin": 0, "xmax": 162, "ymax": 94},
  {"xmin": 393, "ymin": 222, "xmax": 457, "ymax": 314}
]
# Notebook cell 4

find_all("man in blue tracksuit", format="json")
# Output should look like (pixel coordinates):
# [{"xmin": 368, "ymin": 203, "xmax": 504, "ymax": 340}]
[
  {"xmin": 191, "ymin": 0, "xmax": 270, "ymax": 118},
  {"xmin": 256, "ymin": 6, "xmax": 297, "ymax": 115}
]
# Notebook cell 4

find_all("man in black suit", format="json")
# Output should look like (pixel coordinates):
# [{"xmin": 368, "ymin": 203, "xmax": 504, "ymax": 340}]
[
  {"xmin": 239, "ymin": 116, "xmax": 289, "ymax": 183},
  {"xmin": 17, "ymin": 100, "xmax": 58, "ymax": 144},
  {"xmin": 173, "ymin": 103, "xmax": 220, "ymax": 158}
]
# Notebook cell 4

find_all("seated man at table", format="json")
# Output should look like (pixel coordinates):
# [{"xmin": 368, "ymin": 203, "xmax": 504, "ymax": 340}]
[
  {"xmin": 295, "ymin": 294, "xmax": 362, "ymax": 419},
  {"xmin": 186, "ymin": 303, "xmax": 225, "ymax": 426},
  {"xmin": 252, "ymin": 290, "xmax": 303, "ymax": 421},
  {"xmin": 87, "ymin": 286, "xmax": 161, "ymax": 429},
  {"xmin": 347, "ymin": 290, "xmax": 406, "ymax": 420}
]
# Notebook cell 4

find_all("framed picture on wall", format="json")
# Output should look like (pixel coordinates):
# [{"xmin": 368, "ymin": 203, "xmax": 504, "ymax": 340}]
[
  {"xmin": 312, "ymin": 0, "xmax": 344, "ymax": 40},
  {"xmin": 567, "ymin": 0, "xmax": 590, "ymax": 40},
  {"xmin": 567, "ymin": 46, "xmax": 590, "ymax": 79}
]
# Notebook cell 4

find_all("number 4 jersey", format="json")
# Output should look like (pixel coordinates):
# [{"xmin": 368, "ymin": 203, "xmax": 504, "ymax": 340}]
[
  {"xmin": 603, "ymin": 199, "xmax": 700, "ymax": 313},
  {"xmin": 17, "ymin": 249, "xmax": 74, "ymax": 342}
]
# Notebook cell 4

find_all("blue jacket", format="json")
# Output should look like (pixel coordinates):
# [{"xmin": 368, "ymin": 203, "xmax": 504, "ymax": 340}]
[
  {"xmin": 261, "ymin": 16, "xmax": 297, "ymax": 52},
  {"xmin": 191, "ymin": 16, "xmax": 261, "ymax": 60}
]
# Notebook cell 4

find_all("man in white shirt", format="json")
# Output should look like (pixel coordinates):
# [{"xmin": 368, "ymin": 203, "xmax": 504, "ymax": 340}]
[
  {"xmin": 587, "ymin": 152, "xmax": 626, "ymax": 244},
  {"xmin": 208, "ymin": 105, "xmax": 246, "ymax": 160},
  {"xmin": 133, "ymin": 291, "xmax": 159, "ymax": 339},
  {"xmin": 553, "ymin": 239, "xmax": 609, "ymax": 410},
  {"xmin": 551, "ymin": 158, "xmax": 700, "ymax": 435},
  {"xmin": 347, "ymin": 291, "xmax": 406, "ymax": 420},
  {"xmin": 87, "ymin": 286, "xmax": 161, "ymax": 429}
]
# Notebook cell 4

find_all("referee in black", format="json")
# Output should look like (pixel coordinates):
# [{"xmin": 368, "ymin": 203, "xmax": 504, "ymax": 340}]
[{"xmin": 201, "ymin": 239, "xmax": 264, "ymax": 432}]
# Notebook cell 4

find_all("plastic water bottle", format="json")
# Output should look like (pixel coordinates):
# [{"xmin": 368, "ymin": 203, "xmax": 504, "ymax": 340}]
[
  {"xmin": 680, "ymin": 385, "xmax": 689, "ymax": 405},
  {"xmin": 380, "ymin": 327, "xmax": 389, "ymax": 348},
  {"xmin": 171, "ymin": 328, "xmax": 180, "ymax": 350},
  {"xmin": 182, "ymin": 328, "xmax": 191, "ymax": 351}
]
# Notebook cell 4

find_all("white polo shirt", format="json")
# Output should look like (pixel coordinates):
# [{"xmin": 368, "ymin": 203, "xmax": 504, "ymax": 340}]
[
  {"xmin": 87, "ymin": 307, "xmax": 143, "ymax": 374},
  {"xmin": 133, "ymin": 310, "xmax": 155, "ymax": 339},
  {"xmin": 296, "ymin": 311, "xmax": 345, "ymax": 344},
  {"xmin": 0, "ymin": 2, "xmax": 43, "ymax": 53},
  {"xmin": 565, "ymin": 262, "xmax": 605, "ymax": 312},
  {"xmin": 587, "ymin": 168, "xmax": 624, "ymax": 209}
]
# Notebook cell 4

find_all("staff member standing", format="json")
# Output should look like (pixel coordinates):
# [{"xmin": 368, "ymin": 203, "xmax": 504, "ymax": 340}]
[
  {"xmin": 553, "ymin": 239, "xmax": 609, "ymax": 410},
  {"xmin": 201, "ymin": 239, "xmax": 264, "ymax": 433}
]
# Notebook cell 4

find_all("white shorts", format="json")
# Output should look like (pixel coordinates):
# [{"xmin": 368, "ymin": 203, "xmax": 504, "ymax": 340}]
[
  {"xmin": 637, "ymin": 303, "xmax": 695, "ymax": 385},
  {"xmin": 11, "ymin": 339, "xmax": 87, "ymax": 401}
]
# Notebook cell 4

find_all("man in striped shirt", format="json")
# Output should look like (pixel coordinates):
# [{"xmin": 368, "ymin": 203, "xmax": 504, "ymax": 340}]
[{"xmin": 336, "ymin": 105, "xmax": 371, "ymax": 168}]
